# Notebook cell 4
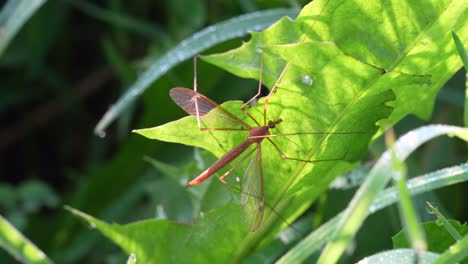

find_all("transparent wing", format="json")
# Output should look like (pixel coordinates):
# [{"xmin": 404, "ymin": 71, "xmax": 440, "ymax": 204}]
[
  {"xmin": 170, "ymin": 87, "xmax": 251, "ymax": 130},
  {"xmin": 240, "ymin": 143, "xmax": 264, "ymax": 232}
]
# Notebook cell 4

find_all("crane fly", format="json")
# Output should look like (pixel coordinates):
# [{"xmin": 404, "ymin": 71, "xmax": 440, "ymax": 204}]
[
  {"xmin": 169, "ymin": 0, "xmax": 351, "ymax": 231},
  {"xmin": 170, "ymin": 87, "xmax": 274, "ymax": 231},
  {"xmin": 169, "ymin": 56, "xmax": 356, "ymax": 231}
]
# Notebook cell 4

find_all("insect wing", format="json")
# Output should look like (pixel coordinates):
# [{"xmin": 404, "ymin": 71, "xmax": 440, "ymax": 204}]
[
  {"xmin": 240, "ymin": 143, "xmax": 264, "ymax": 232},
  {"xmin": 170, "ymin": 87, "xmax": 218, "ymax": 116},
  {"xmin": 170, "ymin": 88, "xmax": 250, "ymax": 130}
]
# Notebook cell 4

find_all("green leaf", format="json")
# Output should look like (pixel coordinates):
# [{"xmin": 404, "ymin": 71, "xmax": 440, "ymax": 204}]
[
  {"xmin": 18, "ymin": 180, "xmax": 59, "ymax": 213},
  {"xmin": 66, "ymin": 205, "xmax": 247, "ymax": 264},
  {"xmin": 0, "ymin": 215, "xmax": 53, "ymax": 264},
  {"xmin": 134, "ymin": 0, "xmax": 396, "ymax": 260},
  {"xmin": 204, "ymin": 0, "xmax": 468, "ymax": 128},
  {"xmin": 393, "ymin": 220, "xmax": 468, "ymax": 254}
]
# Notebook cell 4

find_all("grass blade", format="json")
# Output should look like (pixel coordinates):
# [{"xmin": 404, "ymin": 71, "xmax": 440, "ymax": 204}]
[
  {"xmin": 433, "ymin": 234, "xmax": 468, "ymax": 264},
  {"xmin": 317, "ymin": 125, "xmax": 468, "ymax": 264},
  {"xmin": 0, "ymin": 214, "xmax": 52, "ymax": 264},
  {"xmin": 0, "ymin": 0, "xmax": 47, "ymax": 56},
  {"xmin": 426, "ymin": 202, "xmax": 463, "ymax": 241},
  {"xmin": 278, "ymin": 125, "xmax": 468, "ymax": 264},
  {"xmin": 278, "ymin": 161, "xmax": 468, "ymax": 264}
]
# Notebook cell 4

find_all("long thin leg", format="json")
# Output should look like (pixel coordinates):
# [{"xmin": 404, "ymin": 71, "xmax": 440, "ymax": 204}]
[
  {"xmin": 218, "ymin": 143, "xmax": 266, "ymax": 211},
  {"xmin": 192, "ymin": 56, "xmax": 203, "ymax": 130},
  {"xmin": 266, "ymin": 138, "xmax": 346, "ymax": 163},
  {"xmin": 218, "ymin": 147, "xmax": 256, "ymax": 184},
  {"xmin": 248, "ymin": 131, "xmax": 364, "ymax": 139},
  {"xmin": 241, "ymin": 48, "xmax": 263, "ymax": 127},
  {"xmin": 193, "ymin": 56, "xmax": 198, "ymax": 93},
  {"xmin": 241, "ymin": 49, "xmax": 290, "ymax": 127},
  {"xmin": 247, "ymin": 132, "xmax": 363, "ymax": 157},
  {"xmin": 261, "ymin": 63, "xmax": 289, "ymax": 123},
  {"xmin": 242, "ymin": 1, "xmax": 331, "ymax": 127},
  {"xmin": 191, "ymin": 57, "xmax": 245, "ymax": 132},
  {"xmin": 242, "ymin": 49, "xmax": 264, "ymax": 110},
  {"xmin": 261, "ymin": 0, "xmax": 332, "ymax": 123},
  {"xmin": 199, "ymin": 127, "xmax": 246, "ymax": 131}
]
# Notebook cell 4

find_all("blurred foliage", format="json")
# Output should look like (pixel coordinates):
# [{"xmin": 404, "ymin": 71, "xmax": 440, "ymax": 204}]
[
  {"xmin": 0, "ymin": 0, "xmax": 466, "ymax": 263},
  {"xmin": 393, "ymin": 220, "xmax": 468, "ymax": 255}
]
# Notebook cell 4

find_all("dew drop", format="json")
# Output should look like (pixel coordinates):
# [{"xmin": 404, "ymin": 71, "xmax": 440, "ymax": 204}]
[
  {"xmin": 156, "ymin": 204, "xmax": 167, "ymax": 219},
  {"xmin": 301, "ymin": 75, "xmax": 313, "ymax": 86},
  {"xmin": 127, "ymin": 253, "xmax": 137, "ymax": 263}
]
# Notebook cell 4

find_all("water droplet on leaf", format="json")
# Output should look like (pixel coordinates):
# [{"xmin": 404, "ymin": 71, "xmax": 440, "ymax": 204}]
[{"xmin": 301, "ymin": 75, "xmax": 313, "ymax": 86}]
